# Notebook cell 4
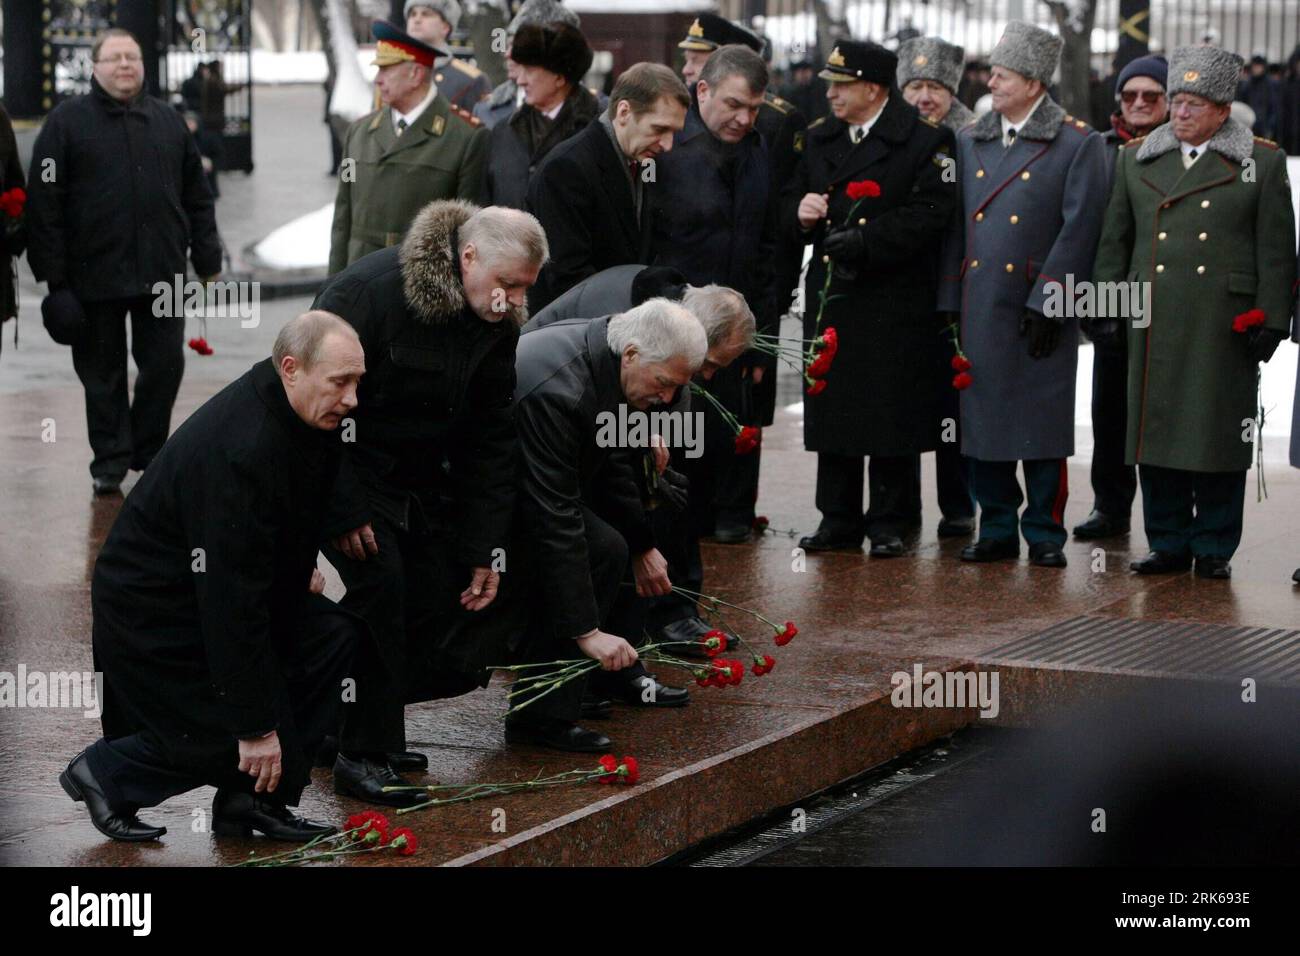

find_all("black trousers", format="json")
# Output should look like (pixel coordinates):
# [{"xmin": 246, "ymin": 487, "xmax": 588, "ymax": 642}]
[
  {"xmin": 84, "ymin": 595, "xmax": 361, "ymax": 813},
  {"xmin": 71, "ymin": 295, "xmax": 184, "ymax": 480},
  {"xmin": 692, "ymin": 365, "xmax": 762, "ymax": 533},
  {"xmin": 970, "ymin": 458, "xmax": 1069, "ymax": 547},
  {"xmin": 816, "ymin": 451, "xmax": 921, "ymax": 540},
  {"xmin": 322, "ymin": 505, "xmax": 513, "ymax": 751},
  {"xmin": 577, "ymin": 505, "xmax": 652, "ymax": 698},
  {"xmin": 1089, "ymin": 342, "xmax": 1136, "ymax": 517},
  {"xmin": 1138, "ymin": 464, "xmax": 1246, "ymax": 560},
  {"xmin": 933, "ymin": 384, "xmax": 976, "ymax": 520}
]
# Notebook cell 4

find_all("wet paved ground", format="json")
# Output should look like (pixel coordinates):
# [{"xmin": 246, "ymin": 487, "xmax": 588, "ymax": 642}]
[{"xmin": 2, "ymin": 89, "xmax": 1299, "ymax": 868}]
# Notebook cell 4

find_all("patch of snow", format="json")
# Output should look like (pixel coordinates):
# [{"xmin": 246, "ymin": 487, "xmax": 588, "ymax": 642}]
[{"xmin": 252, "ymin": 202, "xmax": 334, "ymax": 270}]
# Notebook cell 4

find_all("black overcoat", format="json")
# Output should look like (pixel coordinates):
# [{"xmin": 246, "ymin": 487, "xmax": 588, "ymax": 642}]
[
  {"xmin": 25, "ymin": 77, "xmax": 221, "ymax": 302},
  {"xmin": 92, "ymin": 360, "xmax": 344, "ymax": 768},
  {"xmin": 526, "ymin": 120, "xmax": 655, "ymax": 311},
  {"xmin": 783, "ymin": 94, "xmax": 957, "ymax": 456}
]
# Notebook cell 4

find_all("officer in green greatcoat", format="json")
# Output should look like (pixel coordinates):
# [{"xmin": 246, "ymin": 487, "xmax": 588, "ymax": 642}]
[
  {"xmin": 329, "ymin": 21, "xmax": 487, "ymax": 275},
  {"xmin": 1093, "ymin": 45, "xmax": 1296, "ymax": 579}
]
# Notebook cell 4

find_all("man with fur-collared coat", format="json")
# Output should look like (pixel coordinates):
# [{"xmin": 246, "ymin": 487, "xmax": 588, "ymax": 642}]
[
  {"xmin": 937, "ymin": 21, "xmax": 1109, "ymax": 568},
  {"xmin": 314, "ymin": 200, "xmax": 551, "ymax": 803},
  {"xmin": 1093, "ymin": 45, "xmax": 1296, "ymax": 580}
]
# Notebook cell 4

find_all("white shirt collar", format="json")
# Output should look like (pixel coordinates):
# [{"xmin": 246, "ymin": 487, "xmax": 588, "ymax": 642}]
[
  {"xmin": 541, "ymin": 99, "xmax": 564, "ymax": 120},
  {"xmin": 1180, "ymin": 139, "xmax": 1209, "ymax": 156},
  {"xmin": 850, "ymin": 94, "xmax": 888, "ymax": 141},
  {"xmin": 1001, "ymin": 92, "xmax": 1046, "ymax": 141},
  {"xmin": 392, "ymin": 84, "xmax": 438, "ymax": 134}
]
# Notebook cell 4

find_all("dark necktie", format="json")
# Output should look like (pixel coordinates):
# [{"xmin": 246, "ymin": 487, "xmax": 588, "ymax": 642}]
[
  {"xmin": 1006, "ymin": 127, "xmax": 1017, "ymax": 147},
  {"xmin": 1188, "ymin": 148, "xmax": 1198, "ymax": 160},
  {"xmin": 850, "ymin": 126, "xmax": 864, "ymax": 144},
  {"xmin": 396, "ymin": 117, "xmax": 408, "ymax": 136}
]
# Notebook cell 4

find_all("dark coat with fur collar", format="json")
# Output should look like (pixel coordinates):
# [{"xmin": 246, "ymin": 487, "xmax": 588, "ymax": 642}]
[{"xmin": 312, "ymin": 200, "xmax": 518, "ymax": 566}]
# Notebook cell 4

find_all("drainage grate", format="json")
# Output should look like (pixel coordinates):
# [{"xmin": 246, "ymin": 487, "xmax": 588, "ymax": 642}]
[{"xmin": 977, "ymin": 615, "xmax": 1300, "ymax": 684}]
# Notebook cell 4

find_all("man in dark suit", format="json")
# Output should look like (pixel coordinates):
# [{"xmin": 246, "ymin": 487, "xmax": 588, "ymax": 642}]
[
  {"xmin": 63, "ymin": 312, "xmax": 373, "ymax": 842},
  {"xmin": 508, "ymin": 300, "xmax": 708, "ymax": 750},
  {"xmin": 527, "ymin": 62, "xmax": 690, "ymax": 311},
  {"xmin": 787, "ymin": 41, "xmax": 957, "ymax": 558}
]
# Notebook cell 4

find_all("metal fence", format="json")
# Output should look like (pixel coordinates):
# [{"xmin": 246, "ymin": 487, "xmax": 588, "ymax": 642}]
[
  {"xmin": 722, "ymin": 0, "xmax": 1300, "ymax": 68},
  {"xmin": 159, "ymin": 0, "xmax": 254, "ymax": 173}
]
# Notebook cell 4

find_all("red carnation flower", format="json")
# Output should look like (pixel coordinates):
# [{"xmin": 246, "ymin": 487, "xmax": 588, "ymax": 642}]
[
  {"xmin": 845, "ymin": 179, "xmax": 882, "ymax": 201},
  {"xmin": 727, "ymin": 659, "xmax": 744, "ymax": 686},
  {"xmin": 389, "ymin": 827, "xmax": 419, "ymax": 856},
  {"xmin": 695, "ymin": 670, "xmax": 715, "ymax": 687},
  {"xmin": 598, "ymin": 754, "xmax": 620, "ymax": 783},
  {"xmin": 806, "ymin": 379, "xmax": 827, "ymax": 396},
  {"xmin": 752, "ymin": 654, "xmax": 775, "ymax": 676},
  {"xmin": 820, "ymin": 327, "xmax": 839, "ymax": 354},
  {"xmin": 775, "ymin": 622, "xmax": 798, "ymax": 647},
  {"xmin": 1231, "ymin": 308, "xmax": 1266, "ymax": 333},
  {"xmin": 0, "ymin": 187, "xmax": 26, "ymax": 218},
  {"xmin": 952, "ymin": 371, "xmax": 973, "ymax": 390},
  {"xmin": 187, "ymin": 336, "xmax": 213, "ymax": 356},
  {"xmin": 702, "ymin": 629, "xmax": 727, "ymax": 657},
  {"xmin": 806, "ymin": 350, "xmax": 833, "ymax": 379},
  {"xmin": 734, "ymin": 426, "xmax": 761, "ymax": 454},
  {"xmin": 951, "ymin": 354, "xmax": 972, "ymax": 372},
  {"xmin": 752, "ymin": 515, "xmax": 770, "ymax": 533},
  {"xmin": 618, "ymin": 756, "xmax": 640, "ymax": 785}
]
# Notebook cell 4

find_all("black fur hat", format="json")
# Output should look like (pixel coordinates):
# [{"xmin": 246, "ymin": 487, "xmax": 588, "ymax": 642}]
[{"xmin": 510, "ymin": 22, "xmax": 593, "ymax": 85}]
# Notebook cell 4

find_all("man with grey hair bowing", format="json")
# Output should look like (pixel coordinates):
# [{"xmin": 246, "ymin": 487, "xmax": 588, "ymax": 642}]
[{"xmin": 505, "ymin": 299, "xmax": 707, "ymax": 750}]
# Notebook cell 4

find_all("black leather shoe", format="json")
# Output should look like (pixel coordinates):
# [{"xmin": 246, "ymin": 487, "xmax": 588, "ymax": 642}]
[
  {"xmin": 960, "ymin": 538, "xmax": 1019, "ymax": 562},
  {"xmin": 1129, "ymin": 551, "xmax": 1192, "ymax": 575},
  {"xmin": 60, "ymin": 750, "xmax": 166, "ymax": 842},
  {"xmin": 212, "ymin": 789, "xmax": 337, "ymax": 841},
  {"xmin": 798, "ymin": 528, "xmax": 863, "ymax": 552},
  {"xmin": 580, "ymin": 694, "xmax": 613, "ymax": 719},
  {"xmin": 712, "ymin": 524, "xmax": 752, "ymax": 544},
  {"xmin": 332, "ymin": 754, "xmax": 424, "ymax": 807},
  {"xmin": 611, "ymin": 674, "xmax": 690, "ymax": 708},
  {"xmin": 387, "ymin": 750, "xmax": 428, "ymax": 772},
  {"xmin": 92, "ymin": 476, "xmax": 123, "ymax": 496},
  {"xmin": 868, "ymin": 535, "xmax": 905, "ymax": 557},
  {"xmin": 1028, "ymin": 541, "xmax": 1067, "ymax": 568},
  {"xmin": 1072, "ymin": 510, "xmax": 1130, "ymax": 540},
  {"xmin": 1194, "ymin": 555, "xmax": 1231, "ymax": 580},
  {"xmin": 937, "ymin": 516, "xmax": 976, "ymax": 538},
  {"xmin": 1293, "ymin": 567, "xmax": 1300, "ymax": 585},
  {"xmin": 504, "ymin": 717, "xmax": 611, "ymax": 753}
]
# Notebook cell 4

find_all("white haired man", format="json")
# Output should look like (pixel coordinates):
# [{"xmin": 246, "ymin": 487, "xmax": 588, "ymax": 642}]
[
  {"xmin": 506, "ymin": 299, "xmax": 708, "ymax": 750},
  {"xmin": 315, "ymin": 200, "xmax": 549, "ymax": 802}
]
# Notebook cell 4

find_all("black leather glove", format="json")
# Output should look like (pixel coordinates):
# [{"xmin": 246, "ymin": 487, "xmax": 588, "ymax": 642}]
[
  {"xmin": 657, "ymin": 467, "xmax": 690, "ymax": 512},
  {"xmin": 1246, "ymin": 326, "xmax": 1286, "ymax": 364},
  {"xmin": 1081, "ymin": 316, "xmax": 1123, "ymax": 353},
  {"xmin": 822, "ymin": 226, "xmax": 866, "ymax": 264},
  {"xmin": 1020, "ymin": 310, "xmax": 1061, "ymax": 359},
  {"xmin": 41, "ymin": 287, "xmax": 87, "ymax": 346}
]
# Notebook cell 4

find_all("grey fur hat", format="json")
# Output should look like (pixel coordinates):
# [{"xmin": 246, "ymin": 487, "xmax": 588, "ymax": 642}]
[
  {"xmin": 897, "ymin": 37, "xmax": 965, "ymax": 94},
  {"xmin": 405, "ymin": 1, "xmax": 461, "ymax": 31},
  {"xmin": 508, "ymin": 0, "xmax": 580, "ymax": 35},
  {"xmin": 989, "ymin": 21, "xmax": 1062, "ymax": 85},
  {"xmin": 1167, "ymin": 45, "xmax": 1244, "ymax": 104}
]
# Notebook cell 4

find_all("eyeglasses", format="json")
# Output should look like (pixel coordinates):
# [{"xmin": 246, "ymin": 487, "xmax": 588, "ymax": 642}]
[
  {"xmin": 1119, "ymin": 89, "xmax": 1164, "ymax": 104},
  {"xmin": 96, "ymin": 53, "xmax": 142, "ymax": 65},
  {"xmin": 1170, "ymin": 96, "xmax": 1212, "ymax": 114}
]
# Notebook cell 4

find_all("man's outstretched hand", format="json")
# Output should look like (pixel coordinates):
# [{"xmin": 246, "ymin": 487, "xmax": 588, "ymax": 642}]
[
  {"xmin": 237, "ymin": 731, "xmax": 282, "ymax": 794},
  {"xmin": 632, "ymin": 547, "xmax": 671, "ymax": 597},
  {"xmin": 333, "ymin": 523, "xmax": 379, "ymax": 562},
  {"xmin": 460, "ymin": 567, "xmax": 499, "ymax": 611},
  {"xmin": 576, "ymin": 630, "xmax": 639, "ymax": 671}
]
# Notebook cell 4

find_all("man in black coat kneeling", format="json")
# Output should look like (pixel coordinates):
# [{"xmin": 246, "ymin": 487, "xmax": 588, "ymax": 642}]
[{"xmin": 63, "ymin": 311, "xmax": 372, "ymax": 842}]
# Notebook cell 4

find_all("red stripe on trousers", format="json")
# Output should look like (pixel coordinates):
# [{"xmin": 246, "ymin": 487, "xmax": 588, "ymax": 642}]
[{"xmin": 1051, "ymin": 459, "xmax": 1069, "ymax": 527}]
